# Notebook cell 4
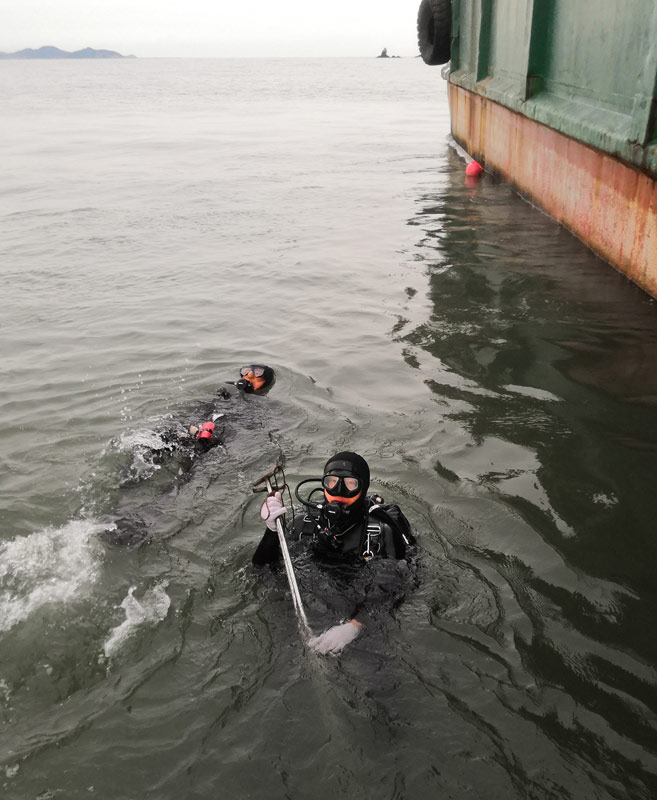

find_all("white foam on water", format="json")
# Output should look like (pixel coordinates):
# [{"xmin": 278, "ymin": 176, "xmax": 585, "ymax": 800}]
[
  {"xmin": 117, "ymin": 426, "xmax": 170, "ymax": 454},
  {"xmin": 593, "ymin": 492, "xmax": 618, "ymax": 508},
  {"xmin": 117, "ymin": 428, "xmax": 168, "ymax": 479},
  {"xmin": 0, "ymin": 520, "xmax": 103, "ymax": 633},
  {"xmin": 103, "ymin": 582, "xmax": 171, "ymax": 658},
  {"xmin": 113, "ymin": 423, "xmax": 191, "ymax": 482}
]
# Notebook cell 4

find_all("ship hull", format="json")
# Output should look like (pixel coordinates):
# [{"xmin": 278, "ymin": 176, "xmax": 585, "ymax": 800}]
[
  {"xmin": 427, "ymin": 0, "xmax": 657, "ymax": 298},
  {"xmin": 449, "ymin": 83, "xmax": 657, "ymax": 297}
]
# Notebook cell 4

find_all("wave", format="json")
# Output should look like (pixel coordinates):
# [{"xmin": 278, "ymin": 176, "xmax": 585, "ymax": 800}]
[
  {"xmin": 0, "ymin": 519, "xmax": 104, "ymax": 633},
  {"xmin": 103, "ymin": 583, "xmax": 171, "ymax": 658}
]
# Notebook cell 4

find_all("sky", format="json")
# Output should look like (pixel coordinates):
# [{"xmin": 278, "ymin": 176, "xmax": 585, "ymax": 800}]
[{"xmin": 0, "ymin": 1, "xmax": 422, "ymax": 58}]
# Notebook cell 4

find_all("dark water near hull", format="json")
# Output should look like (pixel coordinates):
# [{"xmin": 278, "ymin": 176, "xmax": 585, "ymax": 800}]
[{"xmin": 1, "ymin": 59, "xmax": 657, "ymax": 799}]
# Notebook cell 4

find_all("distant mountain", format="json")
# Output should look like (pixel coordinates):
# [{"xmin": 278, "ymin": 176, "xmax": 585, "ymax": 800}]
[{"xmin": 0, "ymin": 46, "xmax": 135, "ymax": 59}]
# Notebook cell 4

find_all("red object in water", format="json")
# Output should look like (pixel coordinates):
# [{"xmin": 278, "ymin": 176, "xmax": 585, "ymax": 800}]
[
  {"xmin": 198, "ymin": 421, "xmax": 215, "ymax": 440},
  {"xmin": 466, "ymin": 160, "xmax": 483, "ymax": 177}
]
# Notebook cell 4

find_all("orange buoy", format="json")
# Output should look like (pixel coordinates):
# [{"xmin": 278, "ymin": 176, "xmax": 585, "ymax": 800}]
[{"xmin": 465, "ymin": 160, "xmax": 483, "ymax": 177}]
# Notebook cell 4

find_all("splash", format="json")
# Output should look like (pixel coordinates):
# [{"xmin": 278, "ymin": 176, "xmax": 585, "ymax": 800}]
[
  {"xmin": 103, "ymin": 583, "xmax": 171, "ymax": 658},
  {"xmin": 112, "ymin": 424, "xmax": 192, "ymax": 483},
  {"xmin": 0, "ymin": 520, "xmax": 103, "ymax": 633},
  {"xmin": 116, "ymin": 427, "xmax": 170, "ymax": 480}
]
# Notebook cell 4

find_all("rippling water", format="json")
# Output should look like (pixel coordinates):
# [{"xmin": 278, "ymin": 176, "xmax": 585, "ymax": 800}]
[{"xmin": 2, "ymin": 57, "xmax": 657, "ymax": 799}]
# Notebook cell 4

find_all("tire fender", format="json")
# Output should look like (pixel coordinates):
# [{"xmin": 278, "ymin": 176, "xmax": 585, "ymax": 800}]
[{"xmin": 417, "ymin": 0, "xmax": 452, "ymax": 66}]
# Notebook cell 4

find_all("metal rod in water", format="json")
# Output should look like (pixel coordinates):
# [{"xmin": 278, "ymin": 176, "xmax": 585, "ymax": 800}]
[{"xmin": 260, "ymin": 474, "xmax": 311, "ymax": 636}]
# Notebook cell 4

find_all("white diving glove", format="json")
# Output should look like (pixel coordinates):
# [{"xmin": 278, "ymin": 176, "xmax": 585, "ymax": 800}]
[
  {"xmin": 309, "ymin": 620, "xmax": 362, "ymax": 655},
  {"xmin": 260, "ymin": 491, "xmax": 287, "ymax": 532}
]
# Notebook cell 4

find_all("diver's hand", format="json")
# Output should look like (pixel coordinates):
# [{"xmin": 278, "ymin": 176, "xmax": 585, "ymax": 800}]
[
  {"xmin": 260, "ymin": 491, "xmax": 286, "ymax": 531},
  {"xmin": 309, "ymin": 620, "xmax": 362, "ymax": 655}
]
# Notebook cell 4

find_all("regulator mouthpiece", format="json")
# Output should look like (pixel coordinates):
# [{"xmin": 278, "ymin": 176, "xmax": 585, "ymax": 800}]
[
  {"xmin": 235, "ymin": 378, "xmax": 255, "ymax": 393},
  {"xmin": 324, "ymin": 500, "xmax": 350, "ymax": 525}
]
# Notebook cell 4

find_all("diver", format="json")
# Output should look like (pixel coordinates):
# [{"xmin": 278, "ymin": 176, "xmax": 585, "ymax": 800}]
[
  {"xmin": 103, "ymin": 364, "xmax": 275, "ymax": 547},
  {"xmin": 184, "ymin": 365, "xmax": 275, "ymax": 452},
  {"xmin": 252, "ymin": 451, "xmax": 416, "ymax": 654},
  {"xmin": 127, "ymin": 364, "xmax": 275, "ymax": 468}
]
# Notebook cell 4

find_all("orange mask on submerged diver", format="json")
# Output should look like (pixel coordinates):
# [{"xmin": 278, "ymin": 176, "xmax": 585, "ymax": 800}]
[
  {"xmin": 239, "ymin": 366, "xmax": 267, "ymax": 391},
  {"xmin": 241, "ymin": 373, "xmax": 266, "ymax": 391}
]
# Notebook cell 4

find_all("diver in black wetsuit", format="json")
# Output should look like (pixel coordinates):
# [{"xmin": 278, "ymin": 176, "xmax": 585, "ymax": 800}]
[
  {"xmin": 104, "ymin": 365, "xmax": 275, "ymax": 546},
  {"xmin": 170, "ymin": 364, "xmax": 275, "ymax": 453},
  {"xmin": 253, "ymin": 451, "xmax": 416, "ymax": 654},
  {"xmin": 122, "ymin": 364, "xmax": 275, "ymax": 471}
]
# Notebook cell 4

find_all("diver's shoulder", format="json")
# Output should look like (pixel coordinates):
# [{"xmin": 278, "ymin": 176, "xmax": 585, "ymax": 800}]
[{"xmin": 366, "ymin": 497, "xmax": 416, "ymax": 552}]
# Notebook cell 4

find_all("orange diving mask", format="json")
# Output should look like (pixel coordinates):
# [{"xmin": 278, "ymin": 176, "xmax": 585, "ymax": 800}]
[
  {"xmin": 240, "ymin": 370, "xmax": 266, "ymax": 391},
  {"xmin": 322, "ymin": 474, "xmax": 362, "ymax": 505},
  {"xmin": 238, "ymin": 365, "xmax": 271, "ymax": 392}
]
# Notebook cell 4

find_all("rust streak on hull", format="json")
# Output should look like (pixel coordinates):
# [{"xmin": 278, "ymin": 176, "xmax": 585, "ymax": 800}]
[{"xmin": 449, "ymin": 83, "xmax": 657, "ymax": 298}]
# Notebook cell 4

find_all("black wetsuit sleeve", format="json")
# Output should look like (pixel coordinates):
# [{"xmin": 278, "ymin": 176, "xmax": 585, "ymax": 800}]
[
  {"xmin": 251, "ymin": 514, "xmax": 303, "ymax": 566},
  {"xmin": 252, "ymin": 528, "xmax": 280, "ymax": 566}
]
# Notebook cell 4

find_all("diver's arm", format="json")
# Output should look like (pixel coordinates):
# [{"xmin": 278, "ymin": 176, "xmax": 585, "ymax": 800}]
[
  {"xmin": 308, "ymin": 618, "xmax": 362, "ymax": 654},
  {"xmin": 252, "ymin": 528, "xmax": 281, "ymax": 565},
  {"xmin": 251, "ymin": 510, "xmax": 305, "ymax": 565},
  {"xmin": 308, "ymin": 521, "xmax": 414, "ymax": 654},
  {"xmin": 251, "ymin": 492, "xmax": 288, "ymax": 566}
]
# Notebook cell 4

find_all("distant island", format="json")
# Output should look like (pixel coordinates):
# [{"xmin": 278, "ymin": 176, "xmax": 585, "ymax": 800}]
[
  {"xmin": 376, "ymin": 48, "xmax": 400, "ymax": 59},
  {"xmin": 0, "ymin": 46, "xmax": 135, "ymax": 59}
]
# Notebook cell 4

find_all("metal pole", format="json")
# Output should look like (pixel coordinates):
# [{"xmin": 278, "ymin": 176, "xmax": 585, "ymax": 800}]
[{"xmin": 255, "ymin": 469, "xmax": 310, "ymax": 636}]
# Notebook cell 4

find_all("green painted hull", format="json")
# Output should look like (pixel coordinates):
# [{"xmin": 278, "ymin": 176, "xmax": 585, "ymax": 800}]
[
  {"xmin": 448, "ymin": 0, "xmax": 657, "ymax": 178},
  {"xmin": 428, "ymin": 0, "xmax": 657, "ymax": 297}
]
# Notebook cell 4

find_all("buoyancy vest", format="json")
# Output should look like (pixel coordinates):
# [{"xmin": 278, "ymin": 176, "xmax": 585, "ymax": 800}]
[{"xmin": 300, "ymin": 496, "xmax": 415, "ymax": 562}]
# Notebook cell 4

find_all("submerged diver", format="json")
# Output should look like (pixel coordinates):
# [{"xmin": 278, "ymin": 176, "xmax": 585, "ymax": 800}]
[
  {"xmin": 103, "ymin": 364, "xmax": 275, "ymax": 546},
  {"xmin": 252, "ymin": 451, "xmax": 416, "ymax": 654},
  {"xmin": 169, "ymin": 364, "xmax": 275, "ymax": 454},
  {"xmin": 120, "ymin": 364, "xmax": 275, "ymax": 472}
]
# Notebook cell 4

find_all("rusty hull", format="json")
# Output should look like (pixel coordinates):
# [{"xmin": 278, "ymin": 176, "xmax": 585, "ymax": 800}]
[{"xmin": 449, "ymin": 83, "xmax": 657, "ymax": 298}]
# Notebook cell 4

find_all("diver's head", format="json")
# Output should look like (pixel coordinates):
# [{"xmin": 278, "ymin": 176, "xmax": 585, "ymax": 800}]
[
  {"xmin": 321, "ymin": 451, "xmax": 370, "ymax": 529},
  {"xmin": 235, "ymin": 364, "xmax": 275, "ymax": 393}
]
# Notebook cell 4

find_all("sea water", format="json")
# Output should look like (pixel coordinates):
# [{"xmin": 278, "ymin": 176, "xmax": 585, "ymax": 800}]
[{"xmin": 2, "ymin": 57, "xmax": 657, "ymax": 799}]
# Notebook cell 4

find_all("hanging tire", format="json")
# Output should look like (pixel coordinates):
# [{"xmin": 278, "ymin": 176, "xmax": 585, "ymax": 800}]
[{"xmin": 417, "ymin": 0, "xmax": 451, "ymax": 65}]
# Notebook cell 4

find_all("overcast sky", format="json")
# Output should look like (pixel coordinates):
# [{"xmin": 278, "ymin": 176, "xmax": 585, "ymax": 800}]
[{"xmin": 0, "ymin": 1, "xmax": 422, "ymax": 58}]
